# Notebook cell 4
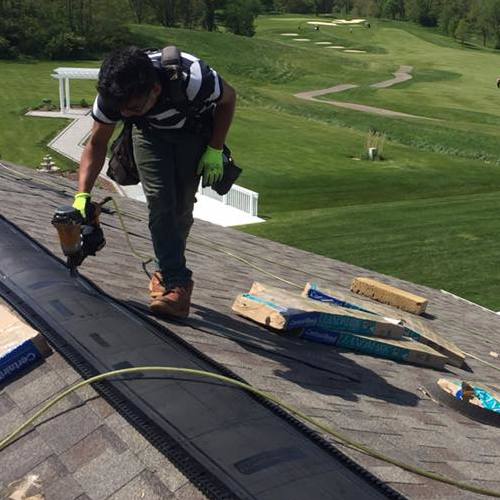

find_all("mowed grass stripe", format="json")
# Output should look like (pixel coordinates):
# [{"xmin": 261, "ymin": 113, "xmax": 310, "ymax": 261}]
[
  {"xmin": 242, "ymin": 191, "xmax": 500, "ymax": 309},
  {"xmin": 229, "ymin": 107, "xmax": 500, "ymax": 213},
  {"xmin": 1, "ymin": 18, "xmax": 500, "ymax": 308}
]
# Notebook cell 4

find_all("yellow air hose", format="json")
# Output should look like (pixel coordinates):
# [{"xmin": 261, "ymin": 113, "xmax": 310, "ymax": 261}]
[
  {"xmin": 0, "ymin": 367, "xmax": 499, "ymax": 498},
  {"xmin": 1, "ymin": 164, "xmax": 500, "ymax": 497}
]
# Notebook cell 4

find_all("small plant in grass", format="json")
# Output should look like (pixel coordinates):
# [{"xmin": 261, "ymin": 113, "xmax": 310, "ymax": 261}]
[
  {"xmin": 33, "ymin": 98, "xmax": 57, "ymax": 111},
  {"xmin": 365, "ymin": 128, "xmax": 386, "ymax": 160},
  {"xmin": 79, "ymin": 98, "xmax": 90, "ymax": 108}
]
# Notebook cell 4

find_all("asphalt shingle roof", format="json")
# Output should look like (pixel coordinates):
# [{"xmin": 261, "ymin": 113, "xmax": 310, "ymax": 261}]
[{"xmin": 1, "ymin": 161, "xmax": 500, "ymax": 499}]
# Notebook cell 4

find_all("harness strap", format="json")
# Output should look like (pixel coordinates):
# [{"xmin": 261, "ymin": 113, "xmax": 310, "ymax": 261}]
[{"xmin": 160, "ymin": 45, "xmax": 187, "ymax": 109}]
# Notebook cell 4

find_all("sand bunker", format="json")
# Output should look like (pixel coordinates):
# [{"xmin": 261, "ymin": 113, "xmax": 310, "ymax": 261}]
[
  {"xmin": 344, "ymin": 49, "xmax": 366, "ymax": 53},
  {"xmin": 307, "ymin": 21, "xmax": 337, "ymax": 26},
  {"xmin": 315, "ymin": 41, "xmax": 332, "ymax": 45},
  {"xmin": 293, "ymin": 38, "xmax": 311, "ymax": 41},
  {"xmin": 275, "ymin": 18, "xmax": 312, "ymax": 21},
  {"xmin": 336, "ymin": 19, "xmax": 366, "ymax": 24},
  {"xmin": 306, "ymin": 19, "xmax": 366, "ymax": 27},
  {"xmin": 281, "ymin": 33, "xmax": 299, "ymax": 36}
]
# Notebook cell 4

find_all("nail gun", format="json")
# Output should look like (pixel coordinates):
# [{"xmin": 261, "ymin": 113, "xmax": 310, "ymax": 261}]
[{"xmin": 51, "ymin": 197, "xmax": 110, "ymax": 275}]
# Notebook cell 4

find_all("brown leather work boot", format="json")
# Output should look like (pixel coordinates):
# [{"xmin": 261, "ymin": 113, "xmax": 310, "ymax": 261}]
[{"xmin": 149, "ymin": 273, "xmax": 193, "ymax": 319}]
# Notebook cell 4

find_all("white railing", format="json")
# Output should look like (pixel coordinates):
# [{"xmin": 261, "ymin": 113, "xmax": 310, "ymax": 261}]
[{"xmin": 199, "ymin": 183, "xmax": 259, "ymax": 216}]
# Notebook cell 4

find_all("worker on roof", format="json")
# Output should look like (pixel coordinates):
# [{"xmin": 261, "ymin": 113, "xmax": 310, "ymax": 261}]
[{"xmin": 73, "ymin": 46, "xmax": 237, "ymax": 318}]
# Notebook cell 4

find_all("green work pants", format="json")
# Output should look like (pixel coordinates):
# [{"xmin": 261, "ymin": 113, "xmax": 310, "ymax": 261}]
[{"xmin": 132, "ymin": 125, "xmax": 206, "ymax": 287}]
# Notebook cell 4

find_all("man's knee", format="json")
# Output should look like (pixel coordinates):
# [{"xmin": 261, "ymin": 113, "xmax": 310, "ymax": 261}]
[
  {"xmin": 178, "ymin": 211, "xmax": 194, "ymax": 234},
  {"xmin": 147, "ymin": 192, "xmax": 174, "ymax": 223}
]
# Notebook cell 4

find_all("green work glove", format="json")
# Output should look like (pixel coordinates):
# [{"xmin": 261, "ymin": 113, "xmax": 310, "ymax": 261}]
[
  {"xmin": 197, "ymin": 146, "xmax": 223, "ymax": 186},
  {"xmin": 73, "ymin": 192, "xmax": 91, "ymax": 219}
]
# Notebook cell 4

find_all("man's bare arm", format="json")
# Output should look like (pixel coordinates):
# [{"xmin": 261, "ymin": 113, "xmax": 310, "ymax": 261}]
[
  {"xmin": 78, "ymin": 120, "xmax": 116, "ymax": 193},
  {"xmin": 209, "ymin": 79, "xmax": 236, "ymax": 150}
]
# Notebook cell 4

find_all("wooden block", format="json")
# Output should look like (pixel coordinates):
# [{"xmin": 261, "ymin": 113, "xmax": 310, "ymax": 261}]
[
  {"xmin": 232, "ymin": 293, "xmax": 288, "ymax": 330},
  {"xmin": 232, "ymin": 282, "xmax": 405, "ymax": 339},
  {"xmin": 304, "ymin": 283, "xmax": 465, "ymax": 368},
  {"xmin": 300, "ymin": 327, "xmax": 447, "ymax": 370},
  {"xmin": 351, "ymin": 277, "xmax": 428, "ymax": 315}
]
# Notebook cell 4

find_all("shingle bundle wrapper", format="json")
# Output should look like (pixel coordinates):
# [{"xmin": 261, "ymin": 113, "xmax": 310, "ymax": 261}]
[{"xmin": 232, "ymin": 282, "xmax": 450, "ymax": 369}]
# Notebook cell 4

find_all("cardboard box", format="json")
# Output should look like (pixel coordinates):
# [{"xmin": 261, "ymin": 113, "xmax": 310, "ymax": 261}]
[
  {"xmin": 0, "ymin": 303, "xmax": 51, "ymax": 383},
  {"xmin": 232, "ymin": 282, "xmax": 405, "ymax": 339},
  {"xmin": 303, "ymin": 283, "xmax": 465, "ymax": 368},
  {"xmin": 351, "ymin": 277, "xmax": 428, "ymax": 315}
]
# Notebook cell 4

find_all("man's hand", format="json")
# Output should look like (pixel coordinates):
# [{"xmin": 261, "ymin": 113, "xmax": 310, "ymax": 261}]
[
  {"xmin": 197, "ymin": 146, "xmax": 223, "ymax": 186},
  {"xmin": 73, "ymin": 192, "xmax": 91, "ymax": 219}
]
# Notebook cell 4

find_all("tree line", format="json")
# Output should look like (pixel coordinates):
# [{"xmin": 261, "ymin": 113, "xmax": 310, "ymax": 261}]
[
  {"xmin": 1, "ymin": 0, "xmax": 499, "ymax": 60},
  {"xmin": 0, "ymin": 0, "xmax": 262, "ymax": 59}
]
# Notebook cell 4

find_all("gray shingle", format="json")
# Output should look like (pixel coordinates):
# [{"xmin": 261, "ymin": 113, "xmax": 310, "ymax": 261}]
[
  {"xmin": 72, "ymin": 449, "xmax": 144, "ymax": 500},
  {"xmin": 0, "ymin": 432, "xmax": 52, "ymax": 485},
  {"xmin": 137, "ymin": 446, "xmax": 190, "ymax": 492},
  {"xmin": 104, "ymin": 412, "xmax": 151, "ymax": 454},
  {"xmin": 172, "ymin": 481, "xmax": 207, "ymax": 500},
  {"xmin": 368, "ymin": 466, "xmax": 425, "ymax": 484},
  {"xmin": 4, "ymin": 363, "xmax": 68, "ymax": 413},
  {"xmin": 2, "ymin": 162, "xmax": 500, "ymax": 499},
  {"xmin": 35, "ymin": 392, "xmax": 103, "ymax": 454},
  {"xmin": 108, "ymin": 470, "xmax": 173, "ymax": 499},
  {"xmin": 60, "ymin": 425, "xmax": 128, "ymax": 473}
]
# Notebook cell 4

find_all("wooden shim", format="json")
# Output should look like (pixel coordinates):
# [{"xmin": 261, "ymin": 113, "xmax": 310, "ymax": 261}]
[
  {"xmin": 300, "ymin": 327, "xmax": 447, "ymax": 370},
  {"xmin": 403, "ymin": 317, "xmax": 465, "ymax": 369},
  {"xmin": 303, "ymin": 283, "xmax": 466, "ymax": 368},
  {"xmin": 232, "ymin": 293, "xmax": 288, "ymax": 330},
  {"xmin": 232, "ymin": 282, "xmax": 404, "ymax": 339},
  {"xmin": 351, "ymin": 277, "xmax": 428, "ymax": 315}
]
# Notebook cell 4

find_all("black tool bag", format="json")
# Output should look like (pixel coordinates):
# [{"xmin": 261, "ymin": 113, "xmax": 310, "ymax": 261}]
[
  {"xmin": 106, "ymin": 121, "xmax": 139, "ymax": 186},
  {"xmin": 209, "ymin": 145, "xmax": 242, "ymax": 196}
]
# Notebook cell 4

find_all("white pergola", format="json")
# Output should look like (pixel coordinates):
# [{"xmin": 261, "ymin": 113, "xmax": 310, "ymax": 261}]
[{"xmin": 52, "ymin": 67, "xmax": 99, "ymax": 113}]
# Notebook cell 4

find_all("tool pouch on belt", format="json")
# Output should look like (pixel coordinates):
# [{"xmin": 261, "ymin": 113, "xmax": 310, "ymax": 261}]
[{"xmin": 106, "ymin": 121, "xmax": 140, "ymax": 186}]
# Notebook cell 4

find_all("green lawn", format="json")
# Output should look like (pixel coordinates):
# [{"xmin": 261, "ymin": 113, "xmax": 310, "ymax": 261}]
[
  {"xmin": 1, "ymin": 16, "xmax": 500, "ymax": 308},
  {"xmin": 0, "ymin": 60, "xmax": 100, "ymax": 169}
]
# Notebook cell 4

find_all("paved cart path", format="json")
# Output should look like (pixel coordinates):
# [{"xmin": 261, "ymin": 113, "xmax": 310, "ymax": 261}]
[{"xmin": 295, "ymin": 65, "xmax": 436, "ymax": 120}]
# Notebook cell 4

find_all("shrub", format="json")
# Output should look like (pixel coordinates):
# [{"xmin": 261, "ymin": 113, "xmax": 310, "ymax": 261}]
[
  {"xmin": 365, "ymin": 129, "xmax": 386, "ymax": 160},
  {"xmin": 0, "ymin": 36, "xmax": 17, "ymax": 59},
  {"xmin": 36, "ymin": 98, "xmax": 57, "ymax": 111},
  {"xmin": 46, "ymin": 32, "xmax": 87, "ymax": 59}
]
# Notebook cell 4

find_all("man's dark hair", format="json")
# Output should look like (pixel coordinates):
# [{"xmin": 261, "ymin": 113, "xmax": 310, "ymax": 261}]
[{"xmin": 97, "ymin": 46, "xmax": 158, "ymax": 108}]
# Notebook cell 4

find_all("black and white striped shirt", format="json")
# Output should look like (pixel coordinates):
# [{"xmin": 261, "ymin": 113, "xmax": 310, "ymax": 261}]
[{"xmin": 91, "ymin": 51, "xmax": 223, "ymax": 130}]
